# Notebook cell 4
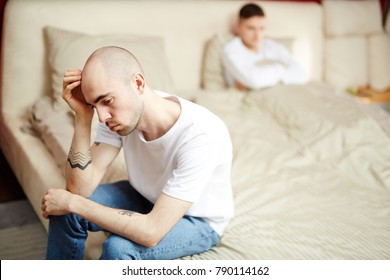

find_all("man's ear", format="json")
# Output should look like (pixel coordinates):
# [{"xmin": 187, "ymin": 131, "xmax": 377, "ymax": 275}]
[
  {"xmin": 133, "ymin": 73, "xmax": 146, "ymax": 94},
  {"xmin": 234, "ymin": 22, "xmax": 240, "ymax": 36}
]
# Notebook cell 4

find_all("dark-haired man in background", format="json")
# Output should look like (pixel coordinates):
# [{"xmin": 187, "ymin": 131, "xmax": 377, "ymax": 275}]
[{"xmin": 222, "ymin": 3, "xmax": 307, "ymax": 91}]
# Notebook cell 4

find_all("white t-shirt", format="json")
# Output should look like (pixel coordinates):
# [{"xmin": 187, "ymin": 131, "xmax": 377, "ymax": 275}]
[
  {"xmin": 222, "ymin": 36, "xmax": 308, "ymax": 89},
  {"xmin": 95, "ymin": 91, "xmax": 234, "ymax": 236}
]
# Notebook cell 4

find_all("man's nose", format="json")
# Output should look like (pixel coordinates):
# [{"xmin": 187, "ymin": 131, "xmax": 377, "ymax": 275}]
[
  {"xmin": 96, "ymin": 107, "xmax": 111, "ymax": 123},
  {"xmin": 255, "ymin": 31, "xmax": 262, "ymax": 40}
]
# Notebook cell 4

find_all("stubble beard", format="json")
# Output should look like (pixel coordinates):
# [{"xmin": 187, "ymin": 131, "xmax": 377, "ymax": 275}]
[{"xmin": 116, "ymin": 100, "xmax": 144, "ymax": 136}]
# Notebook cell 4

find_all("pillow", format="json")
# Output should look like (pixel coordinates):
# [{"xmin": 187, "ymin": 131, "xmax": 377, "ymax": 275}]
[
  {"xmin": 29, "ymin": 97, "xmax": 74, "ymax": 174},
  {"xmin": 368, "ymin": 33, "xmax": 390, "ymax": 91},
  {"xmin": 325, "ymin": 36, "xmax": 368, "ymax": 89},
  {"xmin": 202, "ymin": 34, "xmax": 294, "ymax": 90},
  {"xmin": 323, "ymin": 0, "xmax": 382, "ymax": 36},
  {"xmin": 202, "ymin": 33, "xmax": 233, "ymax": 90},
  {"xmin": 44, "ymin": 26, "xmax": 174, "ymax": 111}
]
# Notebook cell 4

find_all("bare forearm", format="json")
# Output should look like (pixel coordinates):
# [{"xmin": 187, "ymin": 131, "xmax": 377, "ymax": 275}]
[
  {"xmin": 69, "ymin": 195, "xmax": 160, "ymax": 247},
  {"xmin": 43, "ymin": 189, "xmax": 191, "ymax": 248},
  {"xmin": 66, "ymin": 114, "xmax": 95, "ymax": 197}
]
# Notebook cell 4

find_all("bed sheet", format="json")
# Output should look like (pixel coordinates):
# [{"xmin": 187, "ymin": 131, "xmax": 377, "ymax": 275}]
[{"xmin": 187, "ymin": 82, "xmax": 390, "ymax": 259}]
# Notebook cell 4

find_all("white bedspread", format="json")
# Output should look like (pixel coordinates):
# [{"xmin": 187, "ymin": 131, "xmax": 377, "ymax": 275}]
[{"xmin": 185, "ymin": 82, "xmax": 390, "ymax": 259}]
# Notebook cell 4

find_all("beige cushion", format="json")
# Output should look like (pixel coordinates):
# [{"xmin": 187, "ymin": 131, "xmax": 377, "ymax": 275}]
[
  {"xmin": 202, "ymin": 34, "xmax": 295, "ymax": 90},
  {"xmin": 44, "ymin": 26, "xmax": 174, "ymax": 111},
  {"xmin": 368, "ymin": 33, "xmax": 390, "ymax": 91},
  {"xmin": 202, "ymin": 34, "xmax": 233, "ymax": 90},
  {"xmin": 323, "ymin": 0, "xmax": 382, "ymax": 36},
  {"xmin": 325, "ymin": 36, "xmax": 368, "ymax": 89},
  {"xmin": 29, "ymin": 97, "xmax": 74, "ymax": 174}
]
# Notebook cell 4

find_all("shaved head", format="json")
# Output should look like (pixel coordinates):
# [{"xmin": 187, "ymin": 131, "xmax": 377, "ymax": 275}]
[
  {"xmin": 80, "ymin": 46, "xmax": 146, "ymax": 136},
  {"xmin": 83, "ymin": 46, "xmax": 144, "ymax": 85}
]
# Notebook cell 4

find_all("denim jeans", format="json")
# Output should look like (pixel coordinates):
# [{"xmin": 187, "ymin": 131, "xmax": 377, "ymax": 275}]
[{"xmin": 45, "ymin": 180, "xmax": 220, "ymax": 260}]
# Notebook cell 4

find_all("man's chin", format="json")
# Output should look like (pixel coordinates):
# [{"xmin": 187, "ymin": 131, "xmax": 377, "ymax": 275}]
[
  {"xmin": 116, "ymin": 129, "xmax": 126, "ymax": 136},
  {"xmin": 116, "ymin": 127, "xmax": 134, "ymax": 136}
]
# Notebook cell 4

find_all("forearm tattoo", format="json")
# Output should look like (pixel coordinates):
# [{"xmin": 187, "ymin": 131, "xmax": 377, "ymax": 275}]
[
  {"xmin": 67, "ymin": 147, "xmax": 92, "ymax": 170},
  {"xmin": 118, "ymin": 210, "xmax": 134, "ymax": 218}
]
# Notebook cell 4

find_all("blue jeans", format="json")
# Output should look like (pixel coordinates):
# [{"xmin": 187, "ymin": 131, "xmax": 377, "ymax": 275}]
[{"xmin": 45, "ymin": 181, "xmax": 220, "ymax": 260}]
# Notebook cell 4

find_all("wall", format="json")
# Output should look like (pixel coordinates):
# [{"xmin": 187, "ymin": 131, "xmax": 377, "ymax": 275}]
[{"xmin": 0, "ymin": 0, "xmax": 388, "ymax": 51}]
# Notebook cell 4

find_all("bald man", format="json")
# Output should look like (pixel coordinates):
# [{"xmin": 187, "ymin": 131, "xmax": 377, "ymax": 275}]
[{"xmin": 41, "ymin": 46, "xmax": 234, "ymax": 260}]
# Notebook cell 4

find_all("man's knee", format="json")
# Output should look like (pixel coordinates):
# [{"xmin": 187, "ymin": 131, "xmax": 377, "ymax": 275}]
[
  {"xmin": 49, "ymin": 213, "xmax": 87, "ymax": 233},
  {"xmin": 100, "ymin": 234, "xmax": 140, "ymax": 260}
]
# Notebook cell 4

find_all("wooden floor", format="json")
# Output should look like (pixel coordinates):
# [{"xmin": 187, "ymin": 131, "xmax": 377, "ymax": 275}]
[{"xmin": 0, "ymin": 149, "xmax": 26, "ymax": 202}]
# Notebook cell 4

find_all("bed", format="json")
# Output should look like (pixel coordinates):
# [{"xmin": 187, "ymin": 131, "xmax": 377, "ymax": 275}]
[{"xmin": 188, "ymin": 84, "xmax": 390, "ymax": 259}]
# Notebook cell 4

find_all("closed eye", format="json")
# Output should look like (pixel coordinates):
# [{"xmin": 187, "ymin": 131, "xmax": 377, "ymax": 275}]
[{"xmin": 103, "ymin": 97, "xmax": 113, "ymax": 106}]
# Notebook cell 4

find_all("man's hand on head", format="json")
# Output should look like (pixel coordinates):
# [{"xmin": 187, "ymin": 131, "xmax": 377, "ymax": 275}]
[{"xmin": 62, "ymin": 68, "xmax": 94, "ymax": 117}]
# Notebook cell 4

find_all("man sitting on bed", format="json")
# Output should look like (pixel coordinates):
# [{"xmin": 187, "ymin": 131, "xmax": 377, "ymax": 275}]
[
  {"xmin": 40, "ymin": 46, "xmax": 234, "ymax": 260},
  {"xmin": 222, "ymin": 2, "xmax": 307, "ymax": 91}
]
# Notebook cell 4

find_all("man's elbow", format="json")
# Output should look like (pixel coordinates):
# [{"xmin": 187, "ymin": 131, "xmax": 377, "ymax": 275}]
[
  {"xmin": 66, "ymin": 183, "xmax": 81, "ymax": 195},
  {"xmin": 140, "ymin": 235, "xmax": 162, "ymax": 248},
  {"xmin": 143, "ymin": 240, "xmax": 159, "ymax": 248},
  {"xmin": 66, "ymin": 175, "xmax": 98, "ymax": 197},
  {"xmin": 66, "ymin": 183, "xmax": 94, "ymax": 198},
  {"xmin": 137, "ymin": 228, "xmax": 164, "ymax": 248}
]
